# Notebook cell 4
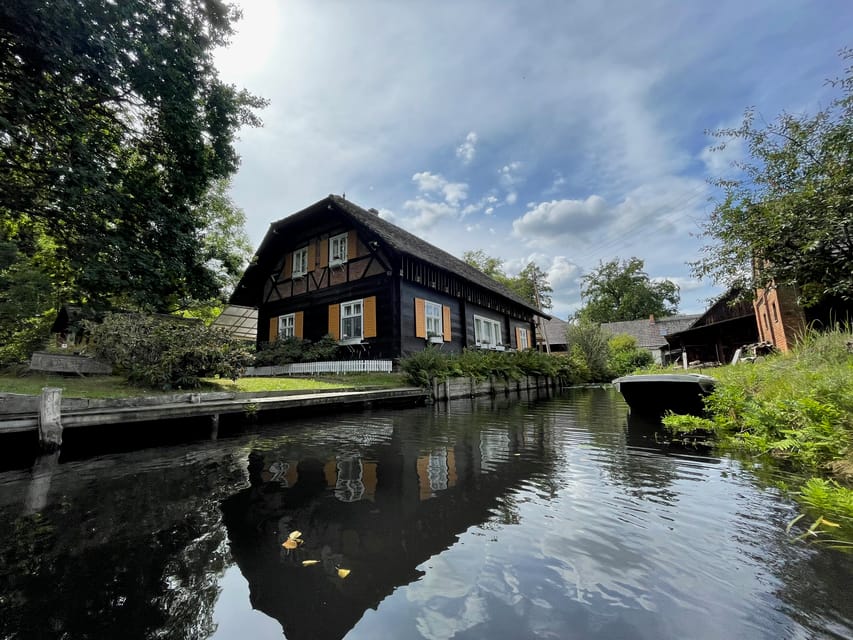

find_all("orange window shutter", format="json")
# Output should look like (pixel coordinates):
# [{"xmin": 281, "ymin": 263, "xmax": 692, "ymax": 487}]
[
  {"xmin": 363, "ymin": 296, "xmax": 377, "ymax": 338},
  {"xmin": 442, "ymin": 305, "xmax": 451, "ymax": 341},
  {"xmin": 295, "ymin": 311, "xmax": 304, "ymax": 338},
  {"xmin": 282, "ymin": 253, "xmax": 292, "ymax": 279},
  {"xmin": 515, "ymin": 327, "xmax": 522, "ymax": 349},
  {"xmin": 347, "ymin": 232, "xmax": 358, "ymax": 261},
  {"xmin": 414, "ymin": 298, "xmax": 426, "ymax": 338},
  {"xmin": 328, "ymin": 304, "xmax": 340, "ymax": 340},
  {"xmin": 306, "ymin": 244, "xmax": 315, "ymax": 271},
  {"xmin": 269, "ymin": 317, "xmax": 278, "ymax": 342},
  {"xmin": 319, "ymin": 238, "xmax": 329, "ymax": 268}
]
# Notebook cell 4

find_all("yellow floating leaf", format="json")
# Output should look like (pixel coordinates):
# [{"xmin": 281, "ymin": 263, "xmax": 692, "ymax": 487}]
[
  {"xmin": 819, "ymin": 518, "xmax": 841, "ymax": 528},
  {"xmin": 282, "ymin": 539, "xmax": 298, "ymax": 549},
  {"xmin": 288, "ymin": 530, "xmax": 303, "ymax": 541},
  {"xmin": 337, "ymin": 568, "xmax": 351, "ymax": 579},
  {"xmin": 302, "ymin": 560, "xmax": 320, "ymax": 566}
]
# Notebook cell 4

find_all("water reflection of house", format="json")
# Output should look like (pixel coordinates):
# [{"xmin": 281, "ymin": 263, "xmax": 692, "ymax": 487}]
[{"xmin": 220, "ymin": 419, "xmax": 556, "ymax": 640}]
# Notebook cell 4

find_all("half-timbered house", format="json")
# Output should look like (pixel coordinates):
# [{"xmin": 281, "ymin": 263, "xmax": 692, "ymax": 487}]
[{"xmin": 229, "ymin": 195, "xmax": 545, "ymax": 360}]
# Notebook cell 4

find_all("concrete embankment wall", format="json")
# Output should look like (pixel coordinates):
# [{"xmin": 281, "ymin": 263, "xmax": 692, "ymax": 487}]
[{"xmin": 430, "ymin": 375, "xmax": 559, "ymax": 401}]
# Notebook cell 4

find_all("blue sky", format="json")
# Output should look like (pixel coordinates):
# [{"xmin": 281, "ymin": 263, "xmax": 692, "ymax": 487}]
[{"xmin": 214, "ymin": 0, "xmax": 852, "ymax": 320}]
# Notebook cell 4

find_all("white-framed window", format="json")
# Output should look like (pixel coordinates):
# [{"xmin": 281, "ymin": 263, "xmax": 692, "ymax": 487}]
[
  {"xmin": 278, "ymin": 313, "xmax": 295, "ymax": 338},
  {"xmin": 474, "ymin": 315, "xmax": 502, "ymax": 348},
  {"xmin": 425, "ymin": 300, "xmax": 443, "ymax": 338},
  {"xmin": 340, "ymin": 299, "xmax": 363, "ymax": 342},
  {"xmin": 329, "ymin": 232, "xmax": 348, "ymax": 266},
  {"xmin": 518, "ymin": 327, "xmax": 529, "ymax": 350},
  {"xmin": 292, "ymin": 247, "xmax": 308, "ymax": 277}
]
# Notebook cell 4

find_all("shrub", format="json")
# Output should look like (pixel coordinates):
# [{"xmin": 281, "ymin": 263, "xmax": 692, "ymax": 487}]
[
  {"xmin": 608, "ymin": 334, "xmax": 653, "ymax": 377},
  {"xmin": 86, "ymin": 313, "xmax": 253, "ymax": 389},
  {"xmin": 255, "ymin": 334, "xmax": 341, "ymax": 365},
  {"xmin": 565, "ymin": 320, "xmax": 611, "ymax": 381},
  {"xmin": 400, "ymin": 347, "xmax": 450, "ymax": 387}
]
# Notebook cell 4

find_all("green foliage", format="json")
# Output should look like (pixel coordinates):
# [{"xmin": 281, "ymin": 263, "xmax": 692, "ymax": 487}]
[
  {"xmin": 0, "ymin": 235, "xmax": 61, "ymax": 364},
  {"xmin": 686, "ymin": 327, "xmax": 853, "ymax": 469},
  {"xmin": 578, "ymin": 257, "xmax": 680, "ymax": 323},
  {"xmin": 462, "ymin": 250, "xmax": 552, "ymax": 310},
  {"xmin": 87, "ymin": 313, "xmax": 253, "ymax": 389},
  {"xmin": 0, "ymin": 1, "xmax": 266, "ymax": 311},
  {"xmin": 400, "ymin": 347, "xmax": 452, "ymax": 387},
  {"xmin": 254, "ymin": 334, "xmax": 342, "ymax": 366},
  {"xmin": 565, "ymin": 319, "xmax": 611, "ymax": 381},
  {"xmin": 799, "ymin": 478, "xmax": 853, "ymax": 523},
  {"xmin": 399, "ymin": 348, "xmax": 577, "ymax": 388},
  {"xmin": 607, "ymin": 333, "xmax": 653, "ymax": 377},
  {"xmin": 694, "ymin": 50, "xmax": 853, "ymax": 306}
]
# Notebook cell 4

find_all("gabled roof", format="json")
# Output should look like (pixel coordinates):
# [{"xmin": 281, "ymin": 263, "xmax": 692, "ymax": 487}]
[
  {"xmin": 537, "ymin": 316, "xmax": 569, "ymax": 346},
  {"xmin": 600, "ymin": 314, "xmax": 701, "ymax": 350},
  {"xmin": 231, "ymin": 195, "xmax": 545, "ymax": 316}
]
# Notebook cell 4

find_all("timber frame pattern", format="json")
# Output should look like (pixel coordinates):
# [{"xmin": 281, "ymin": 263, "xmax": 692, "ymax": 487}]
[{"xmin": 231, "ymin": 195, "xmax": 545, "ymax": 360}]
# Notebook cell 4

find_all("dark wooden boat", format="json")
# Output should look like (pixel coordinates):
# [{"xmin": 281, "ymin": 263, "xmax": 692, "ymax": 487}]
[{"xmin": 612, "ymin": 373, "xmax": 717, "ymax": 416}]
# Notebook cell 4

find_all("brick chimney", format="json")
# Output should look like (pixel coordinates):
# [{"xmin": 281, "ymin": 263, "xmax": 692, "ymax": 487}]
[{"xmin": 649, "ymin": 314, "xmax": 655, "ymax": 325}]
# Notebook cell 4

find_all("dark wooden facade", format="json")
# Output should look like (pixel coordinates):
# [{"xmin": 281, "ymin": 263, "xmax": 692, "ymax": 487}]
[
  {"xmin": 666, "ymin": 290, "xmax": 758, "ymax": 364},
  {"xmin": 230, "ymin": 195, "xmax": 543, "ymax": 360}
]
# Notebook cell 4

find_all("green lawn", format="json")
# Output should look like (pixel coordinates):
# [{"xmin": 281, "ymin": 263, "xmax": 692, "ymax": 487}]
[{"xmin": 0, "ymin": 371, "xmax": 408, "ymax": 399}]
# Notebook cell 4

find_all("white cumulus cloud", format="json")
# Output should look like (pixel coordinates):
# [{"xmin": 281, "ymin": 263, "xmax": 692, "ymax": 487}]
[{"xmin": 456, "ymin": 131, "xmax": 478, "ymax": 164}]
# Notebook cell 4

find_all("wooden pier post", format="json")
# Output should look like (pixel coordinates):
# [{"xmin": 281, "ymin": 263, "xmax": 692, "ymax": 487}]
[
  {"xmin": 38, "ymin": 387, "xmax": 63, "ymax": 451},
  {"xmin": 210, "ymin": 413, "xmax": 220, "ymax": 440}
]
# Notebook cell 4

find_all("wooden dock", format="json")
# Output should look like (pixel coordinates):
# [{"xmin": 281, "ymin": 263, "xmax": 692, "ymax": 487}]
[{"xmin": 0, "ymin": 387, "xmax": 428, "ymax": 442}]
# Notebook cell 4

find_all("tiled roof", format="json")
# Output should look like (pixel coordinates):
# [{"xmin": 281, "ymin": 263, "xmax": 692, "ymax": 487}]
[{"xmin": 600, "ymin": 314, "xmax": 701, "ymax": 349}]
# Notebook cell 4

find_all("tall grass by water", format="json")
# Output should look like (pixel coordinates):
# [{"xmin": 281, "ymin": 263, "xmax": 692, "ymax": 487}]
[{"xmin": 663, "ymin": 326, "xmax": 853, "ymax": 545}]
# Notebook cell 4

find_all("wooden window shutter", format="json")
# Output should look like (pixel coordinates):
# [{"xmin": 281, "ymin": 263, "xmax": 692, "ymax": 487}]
[
  {"xmin": 347, "ymin": 232, "xmax": 358, "ymax": 261},
  {"xmin": 414, "ymin": 298, "xmax": 426, "ymax": 338},
  {"xmin": 363, "ymin": 296, "xmax": 377, "ymax": 338},
  {"xmin": 269, "ymin": 317, "xmax": 279, "ymax": 342},
  {"xmin": 295, "ymin": 311, "xmax": 304, "ymax": 338},
  {"xmin": 442, "ymin": 305, "xmax": 452, "ymax": 341},
  {"xmin": 306, "ymin": 244, "xmax": 315, "ymax": 271},
  {"xmin": 319, "ymin": 238, "xmax": 329, "ymax": 268},
  {"xmin": 328, "ymin": 304, "xmax": 340, "ymax": 339},
  {"xmin": 282, "ymin": 253, "xmax": 292, "ymax": 279},
  {"xmin": 515, "ymin": 327, "xmax": 522, "ymax": 349}
]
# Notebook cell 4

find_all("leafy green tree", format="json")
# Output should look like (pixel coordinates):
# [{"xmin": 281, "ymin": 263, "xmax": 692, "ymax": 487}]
[
  {"xmin": 463, "ymin": 250, "xmax": 507, "ymax": 279},
  {"xmin": 0, "ymin": 0, "xmax": 266, "ymax": 311},
  {"xmin": 694, "ymin": 50, "xmax": 853, "ymax": 306},
  {"xmin": 578, "ymin": 257, "xmax": 680, "ymax": 323},
  {"xmin": 463, "ymin": 251, "xmax": 553, "ymax": 310},
  {"xmin": 565, "ymin": 319, "xmax": 611, "ymax": 381}
]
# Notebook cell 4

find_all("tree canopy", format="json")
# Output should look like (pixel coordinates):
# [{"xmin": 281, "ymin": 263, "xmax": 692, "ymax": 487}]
[
  {"xmin": 462, "ymin": 250, "xmax": 553, "ymax": 311},
  {"xmin": 693, "ymin": 50, "xmax": 853, "ymax": 306},
  {"xmin": 0, "ymin": 0, "xmax": 266, "ymax": 312},
  {"xmin": 577, "ymin": 257, "xmax": 679, "ymax": 323}
]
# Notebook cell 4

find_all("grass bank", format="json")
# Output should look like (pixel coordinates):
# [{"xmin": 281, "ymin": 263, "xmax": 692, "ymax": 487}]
[
  {"xmin": 0, "ymin": 371, "xmax": 407, "ymax": 399},
  {"xmin": 662, "ymin": 327, "xmax": 853, "ymax": 548}
]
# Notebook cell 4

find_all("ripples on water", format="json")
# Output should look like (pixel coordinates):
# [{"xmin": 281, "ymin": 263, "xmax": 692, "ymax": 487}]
[{"xmin": 0, "ymin": 387, "xmax": 851, "ymax": 640}]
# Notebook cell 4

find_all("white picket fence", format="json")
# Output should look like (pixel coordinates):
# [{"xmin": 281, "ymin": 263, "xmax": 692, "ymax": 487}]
[{"xmin": 246, "ymin": 360, "xmax": 394, "ymax": 377}]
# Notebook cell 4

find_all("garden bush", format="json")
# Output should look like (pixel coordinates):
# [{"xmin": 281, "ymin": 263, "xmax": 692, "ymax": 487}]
[
  {"xmin": 608, "ymin": 334, "xmax": 653, "ymax": 377},
  {"xmin": 86, "ymin": 313, "xmax": 253, "ymax": 389},
  {"xmin": 254, "ymin": 334, "xmax": 341, "ymax": 366}
]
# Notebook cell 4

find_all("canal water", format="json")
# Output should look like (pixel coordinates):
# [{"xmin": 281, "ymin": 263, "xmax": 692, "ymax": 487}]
[{"xmin": 0, "ymin": 387, "xmax": 851, "ymax": 640}]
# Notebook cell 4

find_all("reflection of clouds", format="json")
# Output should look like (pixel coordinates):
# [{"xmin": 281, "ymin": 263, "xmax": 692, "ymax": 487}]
[{"xmin": 406, "ymin": 555, "xmax": 487, "ymax": 640}]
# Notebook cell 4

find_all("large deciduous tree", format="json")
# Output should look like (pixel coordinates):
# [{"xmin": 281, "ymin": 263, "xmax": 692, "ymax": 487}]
[
  {"xmin": 0, "ymin": 0, "xmax": 266, "ymax": 311},
  {"xmin": 693, "ymin": 50, "xmax": 853, "ymax": 306},
  {"xmin": 578, "ymin": 257, "xmax": 679, "ymax": 323}
]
